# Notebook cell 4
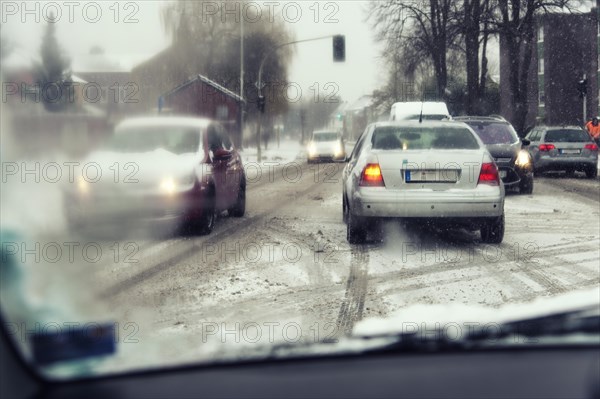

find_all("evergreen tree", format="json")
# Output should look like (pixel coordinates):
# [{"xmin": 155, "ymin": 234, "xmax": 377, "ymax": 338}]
[{"xmin": 35, "ymin": 13, "xmax": 73, "ymax": 112}]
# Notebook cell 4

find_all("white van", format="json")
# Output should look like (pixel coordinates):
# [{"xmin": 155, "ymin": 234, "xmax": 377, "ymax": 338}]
[{"xmin": 390, "ymin": 102, "xmax": 451, "ymax": 121}]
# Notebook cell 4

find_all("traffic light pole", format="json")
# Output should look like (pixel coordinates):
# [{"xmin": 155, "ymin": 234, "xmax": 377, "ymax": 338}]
[
  {"xmin": 579, "ymin": 74, "xmax": 588, "ymax": 125},
  {"xmin": 583, "ymin": 74, "xmax": 587, "ymax": 125},
  {"xmin": 255, "ymin": 34, "xmax": 344, "ymax": 162},
  {"xmin": 583, "ymin": 93, "xmax": 587, "ymax": 126}
]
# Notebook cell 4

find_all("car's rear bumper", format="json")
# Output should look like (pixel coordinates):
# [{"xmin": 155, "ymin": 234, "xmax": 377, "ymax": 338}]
[
  {"xmin": 535, "ymin": 157, "xmax": 598, "ymax": 171},
  {"xmin": 351, "ymin": 187, "xmax": 504, "ymax": 218}
]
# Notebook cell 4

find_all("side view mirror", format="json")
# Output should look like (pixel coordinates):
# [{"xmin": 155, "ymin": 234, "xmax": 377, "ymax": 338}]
[
  {"xmin": 521, "ymin": 138, "xmax": 531, "ymax": 146},
  {"xmin": 213, "ymin": 148, "xmax": 232, "ymax": 160}
]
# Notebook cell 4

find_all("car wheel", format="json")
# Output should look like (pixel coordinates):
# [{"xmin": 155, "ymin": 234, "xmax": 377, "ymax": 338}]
[
  {"xmin": 229, "ymin": 181, "xmax": 246, "ymax": 217},
  {"xmin": 519, "ymin": 176, "xmax": 534, "ymax": 195},
  {"xmin": 480, "ymin": 214, "xmax": 505, "ymax": 244},
  {"xmin": 347, "ymin": 211, "xmax": 367, "ymax": 244},
  {"xmin": 342, "ymin": 194, "xmax": 348, "ymax": 224},
  {"xmin": 585, "ymin": 167, "xmax": 598, "ymax": 179},
  {"xmin": 197, "ymin": 200, "xmax": 216, "ymax": 235}
]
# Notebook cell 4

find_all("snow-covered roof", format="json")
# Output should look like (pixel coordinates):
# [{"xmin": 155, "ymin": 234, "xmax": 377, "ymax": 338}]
[
  {"xmin": 163, "ymin": 74, "xmax": 245, "ymax": 104},
  {"xmin": 1, "ymin": 51, "xmax": 36, "ymax": 71},
  {"xmin": 115, "ymin": 116, "xmax": 214, "ymax": 131}
]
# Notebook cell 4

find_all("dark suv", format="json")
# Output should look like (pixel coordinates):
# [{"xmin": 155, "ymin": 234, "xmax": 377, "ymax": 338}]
[{"xmin": 454, "ymin": 116, "xmax": 534, "ymax": 194}]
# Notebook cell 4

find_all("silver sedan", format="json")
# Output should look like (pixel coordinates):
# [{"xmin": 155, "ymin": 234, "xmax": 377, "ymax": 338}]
[
  {"xmin": 524, "ymin": 126, "xmax": 598, "ymax": 178},
  {"xmin": 342, "ymin": 121, "xmax": 505, "ymax": 244}
]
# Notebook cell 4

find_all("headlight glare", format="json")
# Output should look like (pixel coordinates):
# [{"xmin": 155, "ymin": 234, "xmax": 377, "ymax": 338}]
[
  {"xmin": 77, "ymin": 177, "xmax": 89, "ymax": 196},
  {"xmin": 515, "ymin": 150, "xmax": 531, "ymax": 167},
  {"xmin": 160, "ymin": 177, "xmax": 177, "ymax": 195}
]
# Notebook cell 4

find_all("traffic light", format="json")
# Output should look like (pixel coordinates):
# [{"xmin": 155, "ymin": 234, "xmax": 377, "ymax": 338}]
[
  {"xmin": 577, "ymin": 77, "xmax": 588, "ymax": 98},
  {"xmin": 257, "ymin": 95, "xmax": 266, "ymax": 113},
  {"xmin": 333, "ymin": 35, "xmax": 345, "ymax": 62}
]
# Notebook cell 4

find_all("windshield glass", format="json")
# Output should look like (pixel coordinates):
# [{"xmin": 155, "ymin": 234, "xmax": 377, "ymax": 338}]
[
  {"xmin": 312, "ymin": 132, "xmax": 339, "ymax": 142},
  {"xmin": 372, "ymin": 126, "xmax": 480, "ymax": 150},
  {"xmin": 466, "ymin": 122, "xmax": 519, "ymax": 145},
  {"xmin": 545, "ymin": 129, "xmax": 590, "ymax": 143},
  {"xmin": 107, "ymin": 126, "xmax": 201, "ymax": 154},
  {"xmin": 1, "ymin": 0, "xmax": 598, "ymax": 385}
]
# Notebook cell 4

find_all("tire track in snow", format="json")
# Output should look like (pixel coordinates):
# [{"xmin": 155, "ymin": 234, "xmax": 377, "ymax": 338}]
[
  {"xmin": 93, "ymin": 162, "xmax": 316, "ymax": 279},
  {"xmin": 335, "ymin": 245, "xmax": 368, "ymax": 336}
]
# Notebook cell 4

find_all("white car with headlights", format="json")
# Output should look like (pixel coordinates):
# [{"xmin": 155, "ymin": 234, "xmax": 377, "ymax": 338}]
[
  {"xmin": 64, "ymin": 116, "xmax": 246, "ymax": 235},
  {"xmin": 307, "ymin": 130, "xmax": 346, "ymax": 163},
  {"xmin": 342, "ymin": 121, "xmax": 505, "ymax": 244}
]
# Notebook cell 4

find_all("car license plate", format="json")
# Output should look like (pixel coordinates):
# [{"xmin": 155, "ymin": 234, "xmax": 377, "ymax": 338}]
[
  {"xmin": 499, "ymin": 170, "xmax": 507, "ymax": 179},
  {"xmin": 561, "ymin": 149, "xmax": 580, "ymax": 155},
  {"xmin": 405, "ymin": 170, "xmax": 458, "ymax": 183}
]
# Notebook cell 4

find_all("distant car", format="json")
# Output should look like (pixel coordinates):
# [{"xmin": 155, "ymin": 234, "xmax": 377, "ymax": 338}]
[
  {"xmin": 307, "ymin": 130, "xmax": 346, "ymax": 163},
  {"xmin": 64, "ymin": 116, "xmax": 246, "ymax": 235},
  {"xmin": 454, "ymin": 116, "xmax": 534, "ymax": 194},
  {"xmin": 342, "ymin": 121, "xmax": 505, "ymax": 244},
  {"xmin": 390, "ymin": 102, "xmax": 451, "ymax": 121},
  {"xmin": 524, "ymin": 126, "xmax": 598, "ymax": 178}
]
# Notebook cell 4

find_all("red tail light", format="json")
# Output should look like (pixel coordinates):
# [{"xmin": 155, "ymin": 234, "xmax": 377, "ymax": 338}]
[
  {"xmin": 539, "ymin": 144, "xmax": 555, "ymax": 151},
  {"xmin": 478, "ymin": 163, "xmax": 500, "ymax": 186},
  {"xmin": 360, "ymin": 163, "xmax": 385, "ymax": 187},
  {"xmin": 584, "ymin": 143, "xmax": 598, "ymax": 151}
]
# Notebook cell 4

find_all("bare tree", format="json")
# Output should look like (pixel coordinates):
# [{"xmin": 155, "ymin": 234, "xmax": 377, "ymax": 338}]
[
  {"xmin": 370, "ymin": 0, "xmax": 461, "ymax": 100},
  {"xmin": 461, "ymin": 0, "xmax": 494, "ymax": 114},
  {"xmin": 159, "ymin": 0, "xmax": 295, "ymax": 150},
  {"xmin": 490, "ymin": 0, "xmax": 575, "ymax": 135}
]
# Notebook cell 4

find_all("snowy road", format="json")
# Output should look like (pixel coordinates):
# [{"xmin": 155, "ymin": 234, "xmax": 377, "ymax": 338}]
[
  {"xmin": 43, "ymin": 162, "xmax": 592, "ymax": 355},
  {"xmin": 18, "ymin": 163, "xmax": 598, "ymax": 370}
]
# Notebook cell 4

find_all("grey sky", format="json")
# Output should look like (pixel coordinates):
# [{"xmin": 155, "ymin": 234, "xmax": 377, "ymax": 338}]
[{"xmin": 1, "ymin": 1, "xmax": 383, "ymax": 104}]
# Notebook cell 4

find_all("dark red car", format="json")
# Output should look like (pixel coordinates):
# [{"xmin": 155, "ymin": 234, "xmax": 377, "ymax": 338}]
[{"xmin": 64, "ymin": 116, "xmax": 246, "ymax": 235}]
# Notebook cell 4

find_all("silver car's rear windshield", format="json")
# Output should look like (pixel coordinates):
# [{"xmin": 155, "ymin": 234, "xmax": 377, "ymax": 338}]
[
  {"xmin": 108, "ymin": 126, "xmax": 201, "ymax": 154},
  {"xmin": 372, "ymin": 126, "xmax": 480, "ymax": 150},
  {"xmin": 465, "ymin": 122, "xmax": 519, "ymax": 145},
  {"xmin": 545, "ymin": 129, "xmax": 590, "ymax": 143},
  {"xmin": 313, "ymin": 133, "xmax": 339, "ymax": 142}
]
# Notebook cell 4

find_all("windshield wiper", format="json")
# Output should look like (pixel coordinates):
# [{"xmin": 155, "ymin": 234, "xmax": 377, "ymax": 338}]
[
  {"xmin": 355, "ymin": 306, "xmax": 600, "ymax": 355},
  {"xmin": 262, "ymin": 306, "xmax": 600, "ymax": 360}
]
